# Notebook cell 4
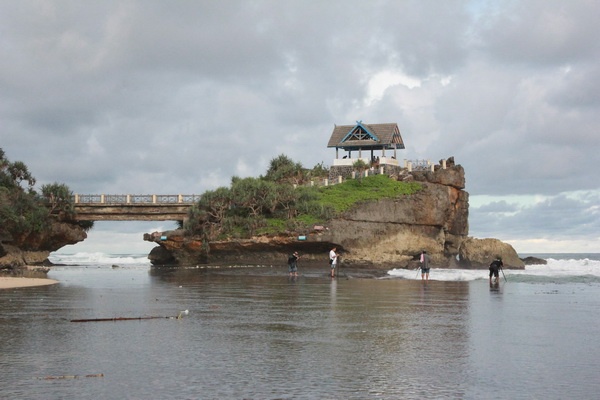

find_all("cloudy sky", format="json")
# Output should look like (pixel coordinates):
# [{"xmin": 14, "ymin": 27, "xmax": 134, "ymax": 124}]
[{"xmin": 1, "ymin": 0, "xmax": 598, "ymax": 255}]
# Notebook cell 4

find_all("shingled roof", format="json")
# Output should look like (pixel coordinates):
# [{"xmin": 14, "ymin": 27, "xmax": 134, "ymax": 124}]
[{"xmin": 327, "ymin": 121, "xmax": 405, "ymax": 151}]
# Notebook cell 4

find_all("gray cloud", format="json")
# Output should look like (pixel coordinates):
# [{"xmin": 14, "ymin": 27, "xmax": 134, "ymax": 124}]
[
  {"xmin": 1, "ymin": 0, "xmax": 598, "ymax": 253},
  {"xmin": 471, "ymin": 191, "xmax": 600, "ymax": 241}
]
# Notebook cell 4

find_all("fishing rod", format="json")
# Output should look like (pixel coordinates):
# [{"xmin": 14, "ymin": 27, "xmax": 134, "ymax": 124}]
[{"xmin": 500, "ymin": 266, "xmax": 507, "ymax": 282}]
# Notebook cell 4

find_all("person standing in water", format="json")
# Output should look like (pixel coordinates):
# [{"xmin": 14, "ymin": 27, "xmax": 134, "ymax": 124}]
[
  {"xmin": 288, "ymin": 251, "xmax": 300, "ymax": 277},
  {"xmin": 329, "ymin": 247, "xmax": 338, "ymax": 278},
  {"xmin": 420, "ymin": 250, "xmax": 431, "ymax": 281},
  {"xmin": 489, "ymin": 256, "xmax": 503, "ymax": 284}
]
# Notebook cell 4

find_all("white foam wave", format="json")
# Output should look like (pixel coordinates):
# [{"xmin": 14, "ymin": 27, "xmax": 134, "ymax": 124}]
[
  {"xmin": 388, "ymin": 257, "xmax": 600, "ymax": 281},
  {"xmin": 510, "ymin": 258, "xmax": 600, "ymax": 278},
  {"xmin": 387, "ymin": 268, "xmax": 485, "ymax": 281},
  {"xmin": 49, "ymin": 252, "xmax": 150, "ymax": 266}
]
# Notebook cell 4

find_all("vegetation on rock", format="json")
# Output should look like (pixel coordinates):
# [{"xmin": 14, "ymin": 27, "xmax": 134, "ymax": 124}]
[
  {"xmin": 318, "ymin": 174, "xmax": 422, "ymax": 213},
  {"xmin": 0, "ymin": 148, "xmax": 92, "ymax": 247},
  {"xmin": 184, "ymin": 154, "xmax": 422, "ymax": 241}
]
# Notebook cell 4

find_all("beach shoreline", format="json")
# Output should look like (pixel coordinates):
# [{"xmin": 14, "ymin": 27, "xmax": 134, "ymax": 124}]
[{"xmin": 0, "ymin": 277, "xmax": 59, "ymax": 290}]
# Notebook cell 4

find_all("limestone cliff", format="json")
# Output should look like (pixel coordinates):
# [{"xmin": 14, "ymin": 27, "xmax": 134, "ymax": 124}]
[{"xmin": 145, "ymin": 158, "xmax": 524, "ymax": 269}]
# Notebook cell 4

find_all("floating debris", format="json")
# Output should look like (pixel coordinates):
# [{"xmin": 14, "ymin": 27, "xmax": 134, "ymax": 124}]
[
  {"xmin": 71, "ymin": 314, "xmax": 184, "ymax": 323},
  {"xmin": 41, "ymin": 373, "xmax": 104, "ymax": 380}
]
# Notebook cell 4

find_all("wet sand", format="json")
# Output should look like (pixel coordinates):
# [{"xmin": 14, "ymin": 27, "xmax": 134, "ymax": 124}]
[{"xmin": 0, "ymin": 277, "xmax": 58, "ymax": 289}]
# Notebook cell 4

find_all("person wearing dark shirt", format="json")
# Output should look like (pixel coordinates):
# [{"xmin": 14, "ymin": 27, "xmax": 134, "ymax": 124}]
[
  {"xmin": 489, "ymin": 256, "xmax": 503, "ymax": 284},
  {"xmin": 420, "ymin": 250, "xmax": 431, "ymax": 281},
  {"xmin": 288, "ymin": 251, "xmax": 300, "ymax": 277}
]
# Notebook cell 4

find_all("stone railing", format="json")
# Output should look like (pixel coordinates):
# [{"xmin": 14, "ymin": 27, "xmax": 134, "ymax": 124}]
[
  {"xmin": 73, "ymin": 194, "xmax": 201, "ymax": 205},
  {"xmin": 318, "ymin": 157, "xmax": 451, "ymax": 188}
]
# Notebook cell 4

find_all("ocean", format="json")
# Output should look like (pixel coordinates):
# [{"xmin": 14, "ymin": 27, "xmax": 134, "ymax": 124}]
[
  {"xmin": 0, "ymin": 252, "xmax": 598, "ymax": 399},
  {"xmin": 389, "ymin": 253, "xmax": 600, "ymax": 283}
]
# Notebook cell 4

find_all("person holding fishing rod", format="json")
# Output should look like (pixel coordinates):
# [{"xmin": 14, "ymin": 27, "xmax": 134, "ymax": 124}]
[
  {"xmin": 329, "ymin": 247, "xmax": 338, "ymax": 278},
  {"xmin": 489, "ymin": 256, "xmax": 504, "ymax": 284}
]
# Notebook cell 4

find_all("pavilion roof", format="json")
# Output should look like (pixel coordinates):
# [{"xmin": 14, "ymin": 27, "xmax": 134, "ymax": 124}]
[{"xmin": 327, "ymin": 121, "xmax": 405, "ymax": 151}]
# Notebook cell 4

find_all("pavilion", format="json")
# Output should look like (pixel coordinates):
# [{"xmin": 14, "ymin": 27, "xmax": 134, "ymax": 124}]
[{"xmin": 327, "ymin": 121, "xmax": 405, "ymax": 167}]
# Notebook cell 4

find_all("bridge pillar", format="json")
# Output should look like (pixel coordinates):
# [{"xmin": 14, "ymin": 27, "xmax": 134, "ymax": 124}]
[
  {"xmin": 101, "ymin": 194, "xmax": 105, "ymax": 204},
  {"xmin": 178, "ymin": 194, "xmax": 183, "ymax": 203},
  {"xmin": 152, "ymin": 195, "xmax": 157, "ymax": 204},
  {"xmin": 127, "ymin": 194, "xmax": 131, "ymax": 204}
]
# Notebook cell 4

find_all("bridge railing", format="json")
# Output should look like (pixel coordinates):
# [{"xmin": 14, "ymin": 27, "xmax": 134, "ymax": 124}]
[{"xmin": 73, "ymin": 194, "xmax": 202, "ymax": 205}]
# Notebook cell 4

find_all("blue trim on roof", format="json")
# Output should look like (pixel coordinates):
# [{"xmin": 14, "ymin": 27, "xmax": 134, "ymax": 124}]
[{"xmin": 340, "ymin": 120, "xmax": 379, "ymax": 143}]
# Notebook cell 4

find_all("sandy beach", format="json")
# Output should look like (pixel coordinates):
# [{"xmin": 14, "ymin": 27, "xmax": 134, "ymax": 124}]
[{"xmin": 0, "ymin": 277, "xmax": 58, "ymax": 289}]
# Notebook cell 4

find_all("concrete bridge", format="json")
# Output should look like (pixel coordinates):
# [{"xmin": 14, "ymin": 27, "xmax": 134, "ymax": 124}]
[{"xmin": 73, "ymin": 194, "xmax": 200, "ymax": 221}]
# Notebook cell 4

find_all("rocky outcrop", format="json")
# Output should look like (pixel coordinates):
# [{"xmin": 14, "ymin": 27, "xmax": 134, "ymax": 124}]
[
  {"xmin": 144, "ymin": 230, "xmax": 206, "ymax": 266},
  {"xmin": 521, "ymin": 256, "xmax": 547, "ymax": 265},
  {"xmin": 144, "ymin": 158, "xmax": 522, "ymax": 269},
  {"xmin": 458, "ymin": 238, "xmax": 524, "ymax": 269},
  {"xmin": 320, "ymin": 175, "xmax": 469, "ymax": 267},
  {"xmin": 0, "ymin": 221, "xmax": 87, "ymax": 269}
]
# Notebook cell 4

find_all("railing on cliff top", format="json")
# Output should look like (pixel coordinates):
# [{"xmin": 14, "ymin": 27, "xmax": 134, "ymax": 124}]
[
  {"xmin": 297, "ymin": 158, "xmax": 449, "ymax": 188},
  {"xmin": 73, "ymin": 194, "xmax": 201, "ymax": 205},
  {"xmin": 73, "ymin": 159, "xmax": 449, "ymax": 203}
]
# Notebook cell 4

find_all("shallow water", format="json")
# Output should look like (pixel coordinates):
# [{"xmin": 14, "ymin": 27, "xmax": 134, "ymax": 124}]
[{"xmin": 1, "ymin": 265, "xmax": 599, "ymax": 399}]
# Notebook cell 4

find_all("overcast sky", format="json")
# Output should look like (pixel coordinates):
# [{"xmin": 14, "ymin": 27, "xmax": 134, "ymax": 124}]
[{"xmin": 1, "ymin": 0, "xmax": 598, "ymax": 255}]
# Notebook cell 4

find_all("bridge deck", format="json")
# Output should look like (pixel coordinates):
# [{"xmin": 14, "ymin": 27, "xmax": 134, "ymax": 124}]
[{"xmin": 73, "ymin": 194, "xmax": 199, "ymax": 221}]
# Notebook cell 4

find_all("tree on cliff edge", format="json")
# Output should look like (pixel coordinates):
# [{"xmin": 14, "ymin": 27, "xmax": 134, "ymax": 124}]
[
  {"xmin": 0, "ymin": 148, "xmax": 90, "ymax": 245},
  {"xmin": 263, "ymin": 154, "xmax": 305, "ymax": 185},
  {"xmin": 184, "ymin": 155, "xmax": 334, "ymax": 240}
]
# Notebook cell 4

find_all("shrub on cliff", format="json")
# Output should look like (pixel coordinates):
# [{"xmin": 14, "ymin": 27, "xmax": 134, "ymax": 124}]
[
  {"xmin": 41, "ymin": 182, "xmax": 76, "ymax": 219},
  {"xmin": 184, "ymin": 155, "xmax": 421, "ymax": 241},
  {"xmin": 0, "ymin": 148, "xmax": 88, "ymax": 244},
  {"xmin": 262, "ymin": 154, "xmax": 328, "ymax": 185}
]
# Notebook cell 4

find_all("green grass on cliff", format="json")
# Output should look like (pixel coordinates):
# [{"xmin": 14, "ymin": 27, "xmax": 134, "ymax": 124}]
[
  {"xmin": 253, "ymin": 175, "xmax": 422, "ymax": 236},
  {"xmin": 317, "ymin": 174, "xmax": 422, "ymax": 213}
]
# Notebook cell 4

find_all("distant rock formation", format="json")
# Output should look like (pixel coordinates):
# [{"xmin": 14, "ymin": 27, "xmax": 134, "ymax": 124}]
[
  {"xmin": 145, "ymin": 157, "xmax": 524, "ymax": 270},
  {"xmin": 521, "ymin": 256, "xmax": 547, "ymax": 265}
]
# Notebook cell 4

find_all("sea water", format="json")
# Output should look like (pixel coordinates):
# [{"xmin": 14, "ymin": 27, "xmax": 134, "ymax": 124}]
[
  {"xmin": 0, "ymin": 253, "xmax": 598, "ymax": 399},
  {"xmin": 388, "ymin": 253, "xmax": 600, "ymax": 283}
]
